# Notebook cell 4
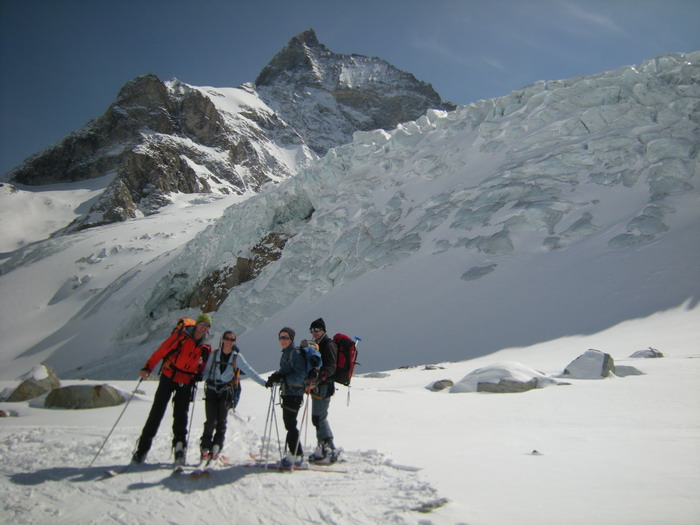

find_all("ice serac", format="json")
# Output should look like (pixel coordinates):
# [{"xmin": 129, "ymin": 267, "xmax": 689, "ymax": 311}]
[{"xmin": 120, "ymin": 51, "xmax": 699, "ymax": 360}]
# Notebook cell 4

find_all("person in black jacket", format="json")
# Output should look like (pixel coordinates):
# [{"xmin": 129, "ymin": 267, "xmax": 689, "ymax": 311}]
[{"xmin": 306, "ymin": 317, "xmax": 339, "ymax": 463}]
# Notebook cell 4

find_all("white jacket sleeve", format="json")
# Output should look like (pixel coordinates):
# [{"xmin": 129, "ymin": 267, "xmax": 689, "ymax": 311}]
[{"xmin": 236, "ymin": 352, "xmax": 267, "ymax": 387}]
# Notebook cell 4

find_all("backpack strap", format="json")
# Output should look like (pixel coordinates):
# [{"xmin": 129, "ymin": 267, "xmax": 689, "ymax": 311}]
[{"xmin": 158, "ymin": 329, "xmax": 190, "ymax": 376}]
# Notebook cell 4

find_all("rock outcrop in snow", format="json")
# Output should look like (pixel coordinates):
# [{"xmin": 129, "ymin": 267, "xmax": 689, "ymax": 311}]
[
  {"xmin": 563, "ymin": 349, "xmax": 615, "ymax": 379},
  {"xmin": 5, "ymin": 364, "xmax": 61, "ymax": 402},
  {"xmin": 450, "ymin": 362, "xmax": 562, "ymax": 393},
  {"xmin": 44, "ymin": 384, "xmax": 124, "ymax": 409}
]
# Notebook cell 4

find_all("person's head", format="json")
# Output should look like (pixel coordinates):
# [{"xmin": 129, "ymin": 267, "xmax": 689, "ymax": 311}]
[
  {"xmin": 278, "ymin": 327, "xmax": 295, "ymax": 349},
  {"xmin": 221, "ymin": 330, "xmax": 236, "ymax": 352},
  {"xmin": 195, "ymin": 313, "xmax": 212, "ymax": 338},
  {"xmin": 309, "ymin": 318, "xmax": 325, "ymax": 342}
]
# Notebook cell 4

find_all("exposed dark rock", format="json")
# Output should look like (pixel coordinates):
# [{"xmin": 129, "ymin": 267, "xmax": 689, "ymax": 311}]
[
  {"xmin": 6, "ymin": 364, "xmax": 61, "ymax": 402},
  {"xmin": 430, "ymin": 379, "xmax": 454, "ymax": 391},
  {"xmin": 186, "ymin": 232, "xmax": 294, "ymax": 311},
  {"xmin": 44, "ymin": 384, "xmax": 124, "ymax": 409}
]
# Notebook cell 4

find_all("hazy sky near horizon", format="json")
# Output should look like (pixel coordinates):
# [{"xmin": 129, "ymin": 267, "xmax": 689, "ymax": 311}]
[{"xmin": 1, "ymin": 0, "xmax": 698, "ymax": 175}]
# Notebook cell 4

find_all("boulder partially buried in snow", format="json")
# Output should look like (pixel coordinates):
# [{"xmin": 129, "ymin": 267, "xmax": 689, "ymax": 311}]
[
  {"xmin": 44, "ymin": 384, "xmax": 125, "ymax": 409},
  {"xmin": 6, "ymin": 364, "xmax": 61, "ymax": 402},
  {"xmin": 629, "ymin": 347, "xmax": 664, "ymax": 358},
  {"xmin": 563, "ymin": 349, "xmax": 615, "ymax": 379},
  {"xmin": 428, "ymin": 379, "xmax": 454, "ymax": 391},
  {"xmin": 450, "ymin": 362, "xmax": 561, "ymax": 393}
]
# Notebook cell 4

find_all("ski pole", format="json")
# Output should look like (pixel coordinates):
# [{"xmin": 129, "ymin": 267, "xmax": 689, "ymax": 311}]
[
  {"xmin": 261, "ymin": 384, "xmax": 277, "ymax": 462},
  {"xmin": 184, "ymin": 382, "xmax": 198, "ymax": 462},
  {"xmin": 88, "ymin": 378, "xmax": 143, "ymax": 468},
  {"xmin": 269, "ymin": 387, "xmax": 284, "ymax": 461}
]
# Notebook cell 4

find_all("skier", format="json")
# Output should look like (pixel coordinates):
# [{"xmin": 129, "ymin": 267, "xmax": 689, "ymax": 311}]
[
  {"xmin": 306, "ymin": 318, "xmax": 339, "ymax": 463},
  {"xmin": 132, "ymin": 314, "xmax": 212, "ymax": 465},
  {"xmin": 266, "ymin": 327, "xmax": 317, "ymax": 464},
  {"xmin": 199, "ymin": 329, "xmax": 266, "ymax": 461}
]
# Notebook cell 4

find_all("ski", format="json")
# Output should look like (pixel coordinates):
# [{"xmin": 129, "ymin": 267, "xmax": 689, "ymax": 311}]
[
  {"xmin": 219, "ymin": 455, "xmax": 347, "ymax": 473},
  {"xmin": 102, "ymin": 466, "xmax": 131, "ymax": 479},
  {"xmin": 186, "ymin": 456, "xmax": 217, "ymax": 479},
  {"xmin": 248, "ymin": 461, "xmax": 347, "ymax": 473}
]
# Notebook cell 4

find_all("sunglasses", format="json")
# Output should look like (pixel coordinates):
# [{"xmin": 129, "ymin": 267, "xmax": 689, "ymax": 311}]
[
  {"xmin": 310, "ymin": 328, "xmax": 323, "ymax": 333},
  {"xmin": 198, "ymin": 322, "xmax": 211, "ymax": 328},
  {"xmin": 223, "ymin": 336, "xmax": 236, "ymax": 342},
  {"xmin": 279, "ymin": 336, "xmax": 291, "ymax": 341}
]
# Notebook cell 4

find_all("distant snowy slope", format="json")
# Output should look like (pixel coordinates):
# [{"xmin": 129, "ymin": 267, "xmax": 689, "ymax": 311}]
[{"xmin": 113, "ymin": 52, "xmax": 699, "ymax": 374}]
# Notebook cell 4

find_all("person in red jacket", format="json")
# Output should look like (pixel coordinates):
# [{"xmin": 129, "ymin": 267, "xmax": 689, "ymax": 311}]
[{"xmin": 132, "ymin": 314, "xmax": 212, "ymax": 465}]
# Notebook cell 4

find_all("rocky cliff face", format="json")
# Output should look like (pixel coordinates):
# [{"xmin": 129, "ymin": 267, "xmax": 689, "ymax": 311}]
[
  {"xmin": 8, "ymin": 30, "xmax": 454, "ymax": 232},
  {"xmin": 256, "ymin": 29, "xmax": 455, "ymax": 155},
  {"xmin": 10, "ymin": 74, "xmax": 313, "ymax": 232}
]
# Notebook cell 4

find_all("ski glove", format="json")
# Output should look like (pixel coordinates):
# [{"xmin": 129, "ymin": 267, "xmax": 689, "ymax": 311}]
[{"xmin": 266, "ymin": 371, "xmax": 283, "ymax": 388}]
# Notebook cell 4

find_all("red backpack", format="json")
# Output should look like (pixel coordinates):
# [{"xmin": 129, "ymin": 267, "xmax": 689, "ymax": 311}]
[{"xmin": 332, "ymin": 333, "xmax": 360, "ymax": 386}]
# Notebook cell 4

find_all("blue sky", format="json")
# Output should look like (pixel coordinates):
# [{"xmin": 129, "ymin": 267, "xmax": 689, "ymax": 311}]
[{"xmin": 1, "ymin": 0, "xmax": 698, "ymax": 175}]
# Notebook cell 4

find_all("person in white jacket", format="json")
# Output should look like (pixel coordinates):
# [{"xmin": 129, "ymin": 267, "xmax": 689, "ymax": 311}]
[{"xmin": 198, "ymin": 329, "xmax": 266, "ymax": 460}]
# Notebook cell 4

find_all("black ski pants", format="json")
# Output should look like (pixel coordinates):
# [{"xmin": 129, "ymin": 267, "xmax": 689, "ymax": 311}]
[
  {"xmin": 281, "ymin": 394, "xmax": 304, "ymax": 456},
  {"xmin": 200, "ymin": 387, "xmax": 231, "ymax": 451},
  {"xmin": 137, "ymin": 374, "xmax": 193, "ymax": 454}
]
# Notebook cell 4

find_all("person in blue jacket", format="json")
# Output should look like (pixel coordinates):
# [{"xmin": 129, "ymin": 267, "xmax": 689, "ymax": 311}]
[
  {"xmin": 199, "ymin": 329, "xmax": 266, "ymax": 460},
  {"xmin": 266, "ymin": 327, "xmax": 321, "ymax": 462}
]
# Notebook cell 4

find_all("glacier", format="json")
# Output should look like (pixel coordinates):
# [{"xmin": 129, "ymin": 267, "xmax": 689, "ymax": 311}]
[{"xmin": 112, "ymin": 51, "xmax": 699, "ymax": 374}]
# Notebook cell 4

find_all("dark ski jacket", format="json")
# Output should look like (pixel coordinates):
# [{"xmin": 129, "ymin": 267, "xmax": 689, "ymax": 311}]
[{"xmin": 316, "ymin": 334, "xmax": 338, "ymax": 384}]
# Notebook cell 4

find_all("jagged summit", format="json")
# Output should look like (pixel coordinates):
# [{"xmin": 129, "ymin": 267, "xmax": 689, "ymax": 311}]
[
  {"xmin": 255, "ymin": 29, "xmax": 455, "ymax": 154},
  {"xmin": 255, "ymin": 29, "xmax": 327, "ymax": 86}
]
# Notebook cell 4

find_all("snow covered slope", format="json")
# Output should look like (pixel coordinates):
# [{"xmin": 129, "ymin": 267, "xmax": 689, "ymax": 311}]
[
  {"xmin": 1, "ymin": 309, "xmax": 698, "ymax": 524},
  {"xmin": 117, "ymin": 51, "xmax": 700, "ymax": 374}
]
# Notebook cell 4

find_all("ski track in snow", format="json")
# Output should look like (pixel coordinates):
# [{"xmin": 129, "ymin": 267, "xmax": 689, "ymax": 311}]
[{"xmin": 1, "ymin": 419, "xmax": 439, "ymax": 525}]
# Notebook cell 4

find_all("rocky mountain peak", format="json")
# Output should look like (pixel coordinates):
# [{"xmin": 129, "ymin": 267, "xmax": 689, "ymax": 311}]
[
  {"xmin": 7, "ymin": 30, "xmax": 454, "ymax": 232},
  {"xmin": 255, "ymin": 29, "xmax": 329, "ymax": 87},
  {"xmin": 255, "ymin": 29, "xmax": 455, "ymax": 155}
]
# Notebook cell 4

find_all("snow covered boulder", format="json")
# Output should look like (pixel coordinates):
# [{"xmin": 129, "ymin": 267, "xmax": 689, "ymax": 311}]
[
  {"xmin": 614, "ymin": 365, "xmax": 644, "ymax": 377},
  {"xmin": 629, "ymin": 347, "xmax": 664, "ymax": 358},
  {"xmin": 429, "ymin": 379, "xmax": 454, "ymax": 391},
  {"xmin": 6, "ymin": 364, "xmax": 61, "ymax": 402},
  {"xmin": 563, "ymin": 349, "xmax": 615, "ymax": 379},
  {"xmin": 44, "ymin": 384, "xmax": 124, "ymax": 409},
  {"xmin": 450, "ymin": 362, "xmax": 561, "ymax": 393}
]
